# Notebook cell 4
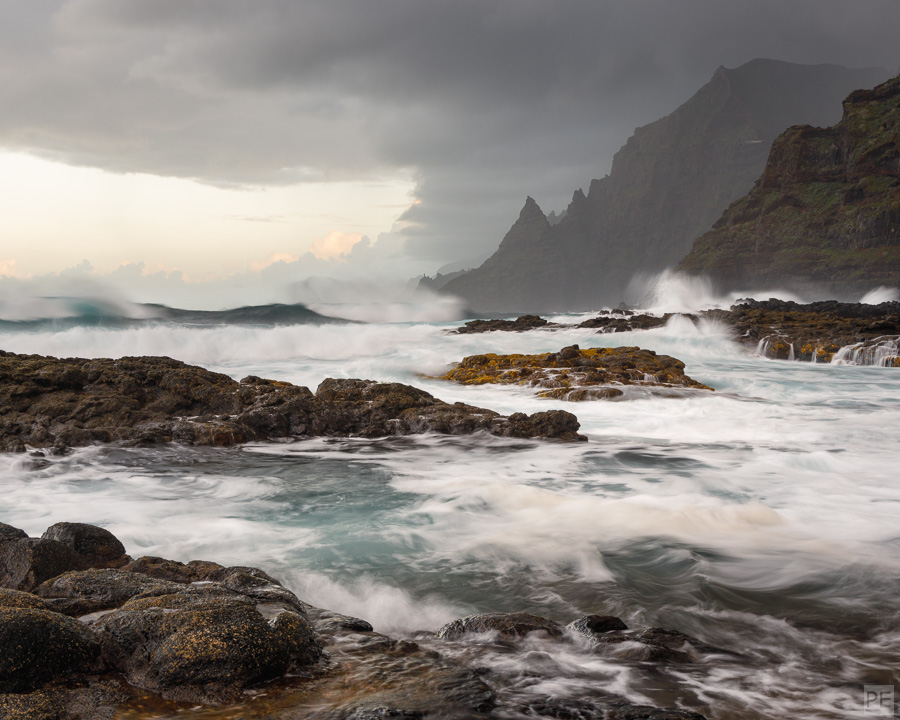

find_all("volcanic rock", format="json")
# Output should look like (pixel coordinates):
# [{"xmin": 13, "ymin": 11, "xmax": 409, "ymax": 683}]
[
  {"xmin": 0, "ymin": 351, "xmax": 586, "ymax": 451},
  {"xmin": 705, "ymin": 298, "xmax": 900, "ymax": 363},
  {"xmin": 440, "ymin": 345, "xmax": 712, "ymax": 399},
  {"xmin": 121, "ymin": 555, "xmax": 224, "ymax": 584},
  {"xmin": 455, "ymin": 314, "xmax": 553, "ymax": 333},
  {"xmin": 41, "ymin": 522, "xmax": 129, "ymax": 570},
  {"xmin": 0, "ymin": 538, "xmax": 81, "ymax": 592},
  {"xmin": 92, "ymin": 587, "xmax": 320, "ymax": 704},
  {"xmin": 34, "ymin": 569, "xmax": 184, "ymax": 616},
  {"xmin": 0, "ymin": 606, "xmax": 103, "ymax": 693},
  {"xmin": 436, "ymin": 612, "xmax": 565, "ymax": 641}
]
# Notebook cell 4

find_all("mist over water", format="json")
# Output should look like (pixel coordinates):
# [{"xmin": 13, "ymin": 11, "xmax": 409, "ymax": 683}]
[{"xmin": 1, "ymin": 291, "xmax": 899, "ymax": 718}]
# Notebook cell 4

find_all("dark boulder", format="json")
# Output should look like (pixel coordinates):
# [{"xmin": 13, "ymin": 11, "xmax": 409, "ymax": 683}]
[
  {"xmin": 34, "ymin": 568, "xmax": 184, "ymax": 616},
  {"xmin": 203, "ymin": 565, "xmax": 308, "ymax": 613},
  {"xmin": 0, "ymin": 523, "xmax": 28, "ymax": 543},
  {"xmin": 635, "ymin": 628, "xmax": 727, "ymax": 658},
  {"xmin": 92, "ymin": 587, "xmax": 321, "ymax": 704},
  {"xmin": 501, "ymin": 410, "xmax": 585, "ymax": 441},
  {"xmin": 567, "ymin": 614, "xmax": 629, "ymax": 638},
  {"xmin": 271, "ymin": 608, "xmax": 323, "ymax": 666},
  {"xmin": 0, "ymin": 607, "xmax": 103, "ymax": 693},
  {"xmin": 122, "ymin": 555, "xmax": 224, "ymax": 583},
  {"xmin": 578, "ymin": 314, "xmax": 670, "ymax": 332},
  {"xmin": 0, "ymin": 538, "xmax": 81, "ymax": 592},
  {"xmin": 311, "ymin": 609, "xmax": 375, "ymax": 636},
  {"xmin": 437, "ymin": 612, "xmax": 564, "ymax": 642},
  {"xmin": 41, "ymin": 523, "xmax": 129, "ymax": 570},
  {"xmin": 455, "ymin": 315, "xmax": 552, "ymax": 334}
]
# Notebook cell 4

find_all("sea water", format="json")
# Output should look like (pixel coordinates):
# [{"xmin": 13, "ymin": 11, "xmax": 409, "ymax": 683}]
[{"xmin": 0, "ymin": 300, "xmax": 898, "ymax": 719}]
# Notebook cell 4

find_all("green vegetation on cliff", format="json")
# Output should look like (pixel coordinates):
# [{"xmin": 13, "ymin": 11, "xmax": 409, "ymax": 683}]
[{"xmin": 678, "ymin": 75, "xmax": 900, "ymax": 294}]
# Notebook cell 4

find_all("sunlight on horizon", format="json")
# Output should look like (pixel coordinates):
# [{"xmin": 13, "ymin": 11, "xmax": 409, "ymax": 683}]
[{"xmin": 0, "ymin": 151, "xmax": 416, "ymax": 279}]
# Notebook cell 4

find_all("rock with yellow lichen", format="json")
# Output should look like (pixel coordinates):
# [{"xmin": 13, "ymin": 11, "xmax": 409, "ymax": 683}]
[
  {"xmin": 704, "ymin": 298, "xmax": 900, "ymax": 364},
  {"xmin": 440, "ymin": 345, "xmax": 712, "ymax": 400}
]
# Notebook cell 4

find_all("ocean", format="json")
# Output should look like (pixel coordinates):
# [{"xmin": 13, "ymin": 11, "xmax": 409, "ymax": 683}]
[{"xmin": 1, "ymin": 292, "xmax": 898, "ymax": 719}]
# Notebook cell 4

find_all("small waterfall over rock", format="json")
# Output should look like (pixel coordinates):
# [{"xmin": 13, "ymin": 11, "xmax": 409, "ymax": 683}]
[{"xmin": 831, "ymin": 336, "xmax": 900, "ymax": 366}]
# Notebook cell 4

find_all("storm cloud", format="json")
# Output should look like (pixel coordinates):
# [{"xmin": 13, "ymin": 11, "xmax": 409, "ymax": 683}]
[{"xmin": 3, "ymin": 0, "xmax": 899, "ymax": 269}]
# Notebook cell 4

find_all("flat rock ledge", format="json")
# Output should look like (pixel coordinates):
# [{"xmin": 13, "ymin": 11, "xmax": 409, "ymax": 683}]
[
  {"xmin": 0, "ymin": 351, "xmax": 586, "ymax": 453},
  {"xmin": 453, "ymin": 312, "xmax": 670, "ymax": 334},
  {"xmin": 0, "ymin": 521, "xmax": 715, "ymax": 719},
  {"xmin": 704, "ymin": 298, "xmax": 900, "ymax": 364},
  {"xmin": 440, "ymin": 344, "xmax": 712, "ymax": 400}
]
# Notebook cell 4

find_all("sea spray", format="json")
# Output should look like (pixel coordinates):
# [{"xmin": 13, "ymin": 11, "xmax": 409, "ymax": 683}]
[{"xmin": 1, "ymin": 308, "xmax": 899, "ymax": 718}]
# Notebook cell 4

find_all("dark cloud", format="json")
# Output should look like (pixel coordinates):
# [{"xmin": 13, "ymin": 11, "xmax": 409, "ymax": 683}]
[{"xmin": 2, "ymin": 0, "xmax": 899, "ymax": 266}]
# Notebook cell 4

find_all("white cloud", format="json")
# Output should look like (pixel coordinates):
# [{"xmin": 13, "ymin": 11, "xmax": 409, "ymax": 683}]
[{"xmin": 309, "ymin": 230, "xmax": 364, "ymax": 261}]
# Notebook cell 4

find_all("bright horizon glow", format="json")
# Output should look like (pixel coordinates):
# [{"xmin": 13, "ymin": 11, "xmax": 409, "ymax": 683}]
[{"xmin": 0, "ymin": 152, "xmax": 415, "ymax": 280}]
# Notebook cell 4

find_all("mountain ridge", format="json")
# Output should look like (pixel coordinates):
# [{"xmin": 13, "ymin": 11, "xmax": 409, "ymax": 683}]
[{"xmin": 438, "ymin": 59, "xmax": 889, "ymax": 312}]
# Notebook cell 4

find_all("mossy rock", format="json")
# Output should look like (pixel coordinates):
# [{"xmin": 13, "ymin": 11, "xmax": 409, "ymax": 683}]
[
  {"xmin": 440, "ymin": 345, "xmax": 712, "ymax": 398},
  {"xmin": 0, "ymin": 607, "xmax": 102, "ymax": 693},
  {"xmin": 93, "ymin": 588, "xmax": 321, "ymax": 705}
]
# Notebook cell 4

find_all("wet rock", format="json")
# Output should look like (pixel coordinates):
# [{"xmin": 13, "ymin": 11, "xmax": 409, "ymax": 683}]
[
  {"xmin": 567, "ymin": 614, "xmax": 629, "ymax": 638},
  {"xmin": 271, "ymin": 608, "xmax": 323, "ymax": 666},
  {"xmin": 0, "ymin": 538, "xmax": 81, "ymax": 592},
  {"xmin": 313, "ymin": 627, "xmax": 495, "ymax": 719},
  {"xmin": 440, "ymin": 345, "xmax": 712, "ymax": 400},
  {"xmin": 455, "ymin": 315, "xmax": 552, "ymax": 334},
  {"xmin": 34, "ymin": 568, "xmax": 184, "ymax": 616},
  {"xmin": 705, "ymin": 299, "xmax": 900, "ymax": 364},
  {"xmin": 0, "ymin": 690, "xmax": 65, "ymax": 720},
  {"xmin": 0, "ymin": 523, "xmax": 28, "ymax": 543},
  {"xmin": 578, "ymin": 314, "xmax": 671, "ymax": 332},
  {"xmin": 121, "ymin": 555, "xmax": 224, "ymax": 583},
  {"xmin": 204, "ymin": 565, "xmax": 308, "ymax": 613},
  {"xmin": 0, "ymin": 352, "xmax": 586, "ymax": 447},
  {"xmin": 41, "ymin": 522, "xmax": 129, "ymax": 570},
  {"xmin": 596, "ymin": 635, "xmax": 694, "ymax": 663},
  {"xmin": 92, "ymin": 588, "xmax": 321, "ymax": 704},
  {"xmin": 309, "ymin": 608, "xmax": 375, "ymax": 636},
  {"xmin": 635, "ymin": 628, "xmax": 727, "ymax": 658},
  {"xmin": 437, "ymin": 612, "xmax": 565, "ymax": 642},
  {"xmin": 0, "ymin": 588, "xmax": 52, "ymax": 611},
  {"xmin": 342, "ymin": 706, "xmax": 427, "ymax": 719},
  {"xmin": 0, "ymin": 607, "xmax": 103, "ymax": 693}
]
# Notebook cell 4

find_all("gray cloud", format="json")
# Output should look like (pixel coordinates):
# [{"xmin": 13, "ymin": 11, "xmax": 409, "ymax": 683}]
[{"xmin": 2, "ymin": 0, "xmax": 899, "ymax": 268}]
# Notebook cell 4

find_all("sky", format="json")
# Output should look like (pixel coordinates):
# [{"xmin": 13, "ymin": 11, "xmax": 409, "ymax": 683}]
[{"xmin": 1, "ymin": 0, "xmax": 899, "ymax": 309}]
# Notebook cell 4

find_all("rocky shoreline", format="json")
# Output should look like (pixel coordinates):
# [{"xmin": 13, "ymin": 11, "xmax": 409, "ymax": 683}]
[
  {"xmin": 0, "ymin": 521, "xmax": 717, "ymax": 719},
  {"xmin": 0, "ymin": 351, "xmax": 586, "ymax": 454},
  {"xmin": 452, "ymin": 298, "xmax": 900, "ymax": 365},
  {"xmin": 704, "ymin": 298, "xmax": 900, "ymax": 363}
]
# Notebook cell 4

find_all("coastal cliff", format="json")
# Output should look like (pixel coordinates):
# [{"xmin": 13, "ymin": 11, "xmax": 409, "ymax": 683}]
[
  {"xmin": 439, "ymin": 60, "xmax": 887, "ymax": 312},
  {"xmin": 678, "ymin": 75, "xmax": 900, "ymax": 294}
]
